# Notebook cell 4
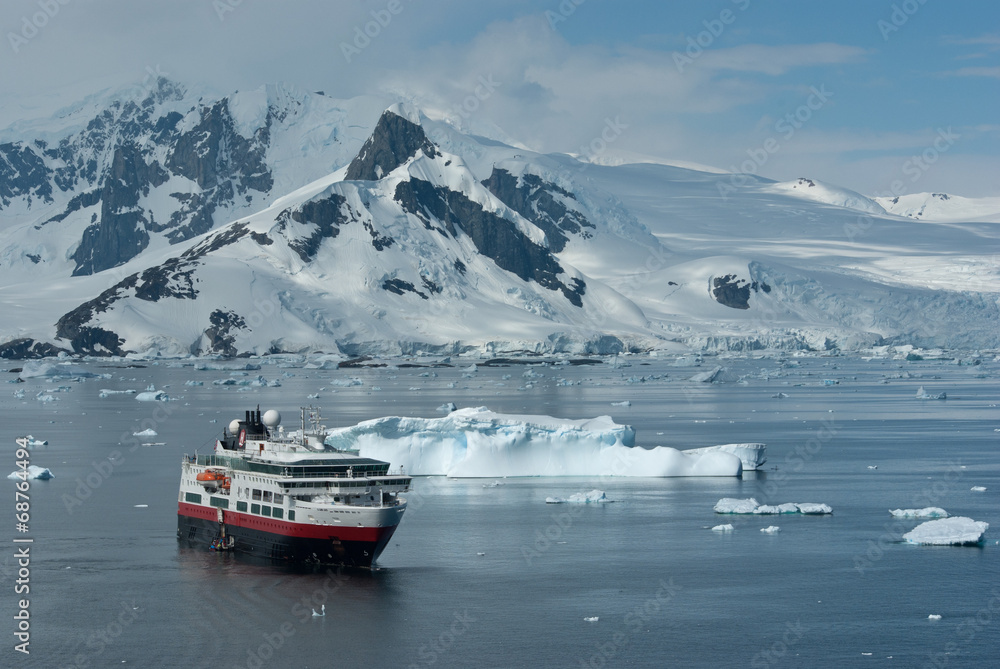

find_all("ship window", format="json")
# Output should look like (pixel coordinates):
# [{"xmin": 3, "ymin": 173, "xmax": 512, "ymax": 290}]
[
  {"xmin": 252, "ymin": 489, "xmax": 262, "ymax": 501},
  {"xmin": 236, "ymin": 501, "xmax": 248, "ymax": 512},
  {"xmin": 288, "ymin": 510, "xmax": 295, "ymax": 521},
  {"xmin": 185, "ymin": 492, "xmax": 202, "ymax": 504},
  {"xmin": 273, "ymin": 508, "xmax": 283, "ymax": 519},
  {"xmin": 263, "ymin": 491, "xmax": 273, "ymax": 503},
  {"xmin": 273, "ymin": 493, "xmax": 283, "ymax": 504},
  {"xmin": 251, "ymin": 503, "xmax": 261, "ymax": 514},
  {"xmin": 210, "ymin": 497, "xmax": 229, "ymax": 509},
  {"xmin": 261, "ymin": 505, "xmax": 272, "ymax": 517}
]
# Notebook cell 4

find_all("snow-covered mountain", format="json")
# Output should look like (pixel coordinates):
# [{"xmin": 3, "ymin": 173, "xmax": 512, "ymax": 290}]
[
  {"xmin": 874, "ymin": 192, "xmax": 1000, "ymax": 223},
  {"xmin": 1, "ymin": 81, "xmax": 998, "ymax": 358}
]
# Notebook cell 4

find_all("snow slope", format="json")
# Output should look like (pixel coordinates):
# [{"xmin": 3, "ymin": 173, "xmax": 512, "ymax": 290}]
[{"xmin": 1, "ymin": 84, "xmax": 999, "ymax": 358}]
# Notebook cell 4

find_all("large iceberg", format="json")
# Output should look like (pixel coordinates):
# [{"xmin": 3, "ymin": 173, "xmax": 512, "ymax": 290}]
[
  {"xmin": 903, "ymin": 517, "xmax": 988, "ymax": 545},
  {"xmin": 682, "ymin": 443, "xmax": 767, "ymax": 470},
  {"xmin": 324, "ymin": 407, "xmax": 743, "ymax": 478}
]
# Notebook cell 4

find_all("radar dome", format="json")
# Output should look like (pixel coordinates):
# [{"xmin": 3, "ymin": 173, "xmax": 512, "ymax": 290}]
[
  {"xmin": 262, "ymin": 410, "xmax": 281, "ymax": 427},
  {"xmin": 228, "ymin": 420, "xmax": 240, "ymax": 433}
]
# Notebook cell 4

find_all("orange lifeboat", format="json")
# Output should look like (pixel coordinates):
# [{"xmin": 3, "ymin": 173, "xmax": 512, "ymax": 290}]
[{"xmin": 196, "ymin": 469, "xmax": 228, "ymax": 488}]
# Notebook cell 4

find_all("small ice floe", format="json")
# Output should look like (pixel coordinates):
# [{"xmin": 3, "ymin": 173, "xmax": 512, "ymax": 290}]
[
  {"xmin": 610, "ymin": 400, "xmax": 631, "ymax": 407},
  {"xmin": 437, "ymin": 403, "xmax": 457, "ymax": 414},
  {"xmin": 903, "ymin": 517, "xmax": 989, "ymax": 545},
  {"xmin": 971, "ymin": 486, "xmax": 987, "ymax": 492},
  {"xmin": 134, "ymin": 504, "xmax": 148, "ymax": 508},
  {"xmin": 311, "ymin": 604, "xmax": 325, "ymax": 617},
  {"xmin": 477, "ymin": 552, "xmax": 486, "ymax": 556},
  {"xmin": 7, "ymin": 465, "xmax": 54, "ymax": 480},
  {"xmin": 99, "ymin": 389, "xmax": 137, "ymax": 398},
  {"xmin": 184, "ymin": 380, "xmax": 204, "ymax": 386},
  {"xmin": 755, "ymin": 503, "xmax": 800, "ymax": 515},
  {"xmin": 545, "ymin": 490, "xmax": 609, "ymax": 504},
  {"xmin": 690, "ymin": 366, "xmax": 724, "ymax": 383},
  {"xmin": 890, "ymin": 508, "xmax": 949, "ymax": 519},
  {"xmin": 915, "ymin": 386, "xmax": 946, "ymax": 400},
  {"xmin": 714, "ymin": 498, "xmax": 761, "ymax": 514},
  {"xmin": 135, "ymin": 390, "xmax": 169, "ymax": 402},
  {"xmin": 714, "ymin": 498, "xmax": 831, "ymax": 515},
  {"xmin": 868, "ymin": 465, "xmax": 878, "ymax": 470},
  {"xmin": 795, "ymin": 503, "xmax": 833, "ymax": 515},
  {"xmin": 19, "ymin": 435, "xmax": 48, "ymax": 447},
  {"xmin": 482, "ymin": 480, "xmax": 504, "ymax": 488},
  {"xmin": 711, "ymin": 524, "xmax": 734, "ymax": 532},
  {"xmin": 583, "ymin": 617, "xmax": 599, "ymax": 622},
  {"xmin": 771, "ymin": 393, "xmax": 788, "ymax": 399},
  {"xmin": 133, "ymin": 428, "xmax": 158, "ymax": 437},
  {"xmin": 307, "ymin": 393, "xmax": 320, "ymax": 399},
  {"xmin": 760, "ymin": 526, "xmax": 780, "ymax": 534},
  {"xmin": 928, "ymin": 614, "xmax": 942, "ymax": 621}
]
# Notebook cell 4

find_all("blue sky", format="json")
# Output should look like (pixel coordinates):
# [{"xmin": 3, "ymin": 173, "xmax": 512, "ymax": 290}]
[{"xmin": 1, "ymin": 0, "xmax": 997, "ymax": 196}]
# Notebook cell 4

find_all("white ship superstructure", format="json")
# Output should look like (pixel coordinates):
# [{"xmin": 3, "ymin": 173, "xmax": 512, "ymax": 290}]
[{"xmin": 177, "ymin": 407, "xmax": 411, "ymax": 567}]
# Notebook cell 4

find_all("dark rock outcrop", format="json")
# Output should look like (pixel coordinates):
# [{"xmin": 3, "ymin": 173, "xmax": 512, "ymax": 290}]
[
  {"xmin": 482, "ymin": 168, "xmax": 594, "ymax": 252},
  {"xmin": 394, "ymin": 178, "xmax": 585, "ymax": 306},
  {"xmin": 711, "ymin": 274, "xmax": 771, "ymax": 309},
  {"xmin": 346, "ymin": 110, "xmax": 439, "ymax": 181}
]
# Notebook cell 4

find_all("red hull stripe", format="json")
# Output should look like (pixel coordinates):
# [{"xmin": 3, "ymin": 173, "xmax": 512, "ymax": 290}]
[{"xmin": 177, "ymin": 502, "xmax": 396, "ymax": 542}]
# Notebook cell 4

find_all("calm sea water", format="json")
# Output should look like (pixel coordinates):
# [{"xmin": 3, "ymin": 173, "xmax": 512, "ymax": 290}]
[{"xmin": 1, "ymin": 353, "xmax": 998, "ymax": 668}]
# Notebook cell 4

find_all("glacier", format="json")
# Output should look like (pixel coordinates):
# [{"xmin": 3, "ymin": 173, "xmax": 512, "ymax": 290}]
[{"xmin": 323, "ymin": 407, "xmax": 743, "ymax": 478}]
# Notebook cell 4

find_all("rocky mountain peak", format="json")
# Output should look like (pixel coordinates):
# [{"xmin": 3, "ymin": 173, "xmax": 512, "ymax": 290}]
[{"xmin": 345, "ymin": 108, "xmax": 439, "ymax": 181}]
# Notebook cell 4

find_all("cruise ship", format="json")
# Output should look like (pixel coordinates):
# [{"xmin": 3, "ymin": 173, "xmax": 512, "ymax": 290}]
[{"xmin": 177, "ymin": 407, "xmax": 411, "ymax": 567}]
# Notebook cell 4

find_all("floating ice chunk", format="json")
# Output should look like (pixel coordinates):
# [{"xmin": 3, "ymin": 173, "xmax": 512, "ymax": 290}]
[
  {"xmin": 36, "ymin": 393, "xmax": 56, "ymax": 403},
  {"xmin": 12, "ymin": 389, "xmax": 25, "ymax": 399},
  {"xmin": 99, "ymin": 389, "xmax": 137, "ymax": 397},
  {"xmin": 760, "ymin": 526, "xmax": 780, "ymax": 534},
  {"xmin": 17, "ymin": 361, "xmax": 98, "ymax": 379},
  {"xmin": 711, "ymin": 524, "xmax": 735, "ymax": 532},
  {"xmin": 19, "ymin": 435, "xmax": 48, "ymax": 447},
  {"xmin": 915, "ymin": 386, "xmax": 946, "ymax": 400},
  {"xmin": 134, "ymin": 504, "xmax": 149, "ymax": 508},
  {"xmin": 715, "ymin": 498, "xmax": 831, "ymax": 515},
  {"xmin": 546, "ymin": 490, "xmax": 609, "ymax": 504},
  {"xmin": 330, "ymin": 378, "xmax": 362, "ymax": 387},
  {"xmin": 610, "ymin": 400, "xmax": 631, "ymax": 407},
  {"xmin": 796, "ymin": 503, "xmax": 833, "ymax": 515},
  {"xmin": 890, "ymin": 508, "xmax": 949, "ymax": 519},
  {"xmin": 437, "ymin": 403, "xmax": 457, "ymax": 414},
  {"xmin": 868, "ymin": 465, "xmax": 878, "ymax": 470},
  {"xmin": 755, "ymin": 503, "xmax": 799, "ymax": 515},
  {"xmin": 971, "ymin": 486, "xmax": 987, "ymax": 492},
  {"xmin": 136, "ymin": 390, "xmax": 169, "ymax": 402},
  {"xmin": 327, "ymin": 407, "xmax": 742, "ymax": 477},
  {"xmin": 903, "ymin": 517, "xmax": 988, "ymax": 545},
  {"xmin": 8, "ymin": 465, "xmax": 54, "ymax": 480},
  {"xmin": 714, "ymin": 498, "xmax": 760, "ymax": 514},
  {"xmin": 689, "ymin": 366, "xmax": 724, "ymax": 383},
  {"xmin": 584, "ymin": 617, "xmax": 599, "ymax": 622},
  {"xmin": 184, "ymin": 380, "xmax": 204, "ymax": 386},
  {"xmin": 928, "ymin": 614, "xmax": 942, "ymax": 621},
  {"xmin": 133, "ymin": 428, "xmax": 158, "ymax": 437},
  {"xmin": 482, "ymin": 480, "xmax": 504, "ymax": 488},
  {"xmin": 684, "ymin": 443, "xmax": 767, "ymax": 470}
]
